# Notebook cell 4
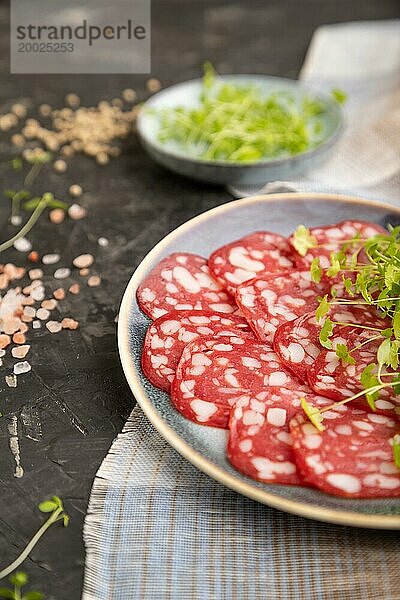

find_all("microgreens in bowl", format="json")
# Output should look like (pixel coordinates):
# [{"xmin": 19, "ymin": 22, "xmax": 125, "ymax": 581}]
[{"xmin": 154, "ymin": 63, "xmax": 345, "ymax": 163}]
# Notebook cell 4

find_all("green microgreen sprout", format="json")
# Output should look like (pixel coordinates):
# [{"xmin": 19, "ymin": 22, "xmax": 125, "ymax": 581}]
[
  {"xmin": 0, "ymin": 571, "xmax": 43, "ymax": 600},
  {"xmin": 393, "ymin": 434, "xmax": 400, "ymax": 468},
  {"xmin": 331, "ymin": 88, "xmax": 347, "ymax": 105},
  {"xmin": 0, "ymin": 497, "xmax": 69, "ymax": 582},
  {"xmin": 292, "ymin": 225, "xmax": 318, "ymax": 257},
  {"xmin": 300, "ymin": 225, "xmax": 400, "ymax": 466},
  {"xmin": 0, "ymin": 192, "xmax": 66, "ymax": 254},
  {"xmin": 301, "ymin": 398, "xmax": 325, "ymax": 432}
]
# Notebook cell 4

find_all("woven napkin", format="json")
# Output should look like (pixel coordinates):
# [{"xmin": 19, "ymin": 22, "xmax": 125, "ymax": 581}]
[
  {"xmin": 83, "ymin": 406, "xmax": 399, "ymax": 600},
  {"xmin": 229, "ymin": 19, "xmax": 400, "ymax": 202},
  {"xmin": 83, "ymin": 21, "xmax": 400, "ymax": 600}
]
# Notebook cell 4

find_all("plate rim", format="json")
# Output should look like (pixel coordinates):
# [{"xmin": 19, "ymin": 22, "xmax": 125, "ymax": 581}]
[
  {"xmin": 118, "ymin": 192, "xmax": 400, "ymax": 529},
  {"xmin": 137, "ymin": 75, "xmax": 343, "ymax": 169}
]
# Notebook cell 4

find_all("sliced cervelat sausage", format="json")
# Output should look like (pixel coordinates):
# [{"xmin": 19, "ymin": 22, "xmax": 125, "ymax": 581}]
[
  {"xmin": 137, "ymin": 252, "xmax": 237, "ymax": 319},
  {"xmin": 141, "ymin": 310, "xmax": 251, "ymax": 391},
  {"xmin": 208, "ymin": 231, "xmax": 294, "ymax": 294}
]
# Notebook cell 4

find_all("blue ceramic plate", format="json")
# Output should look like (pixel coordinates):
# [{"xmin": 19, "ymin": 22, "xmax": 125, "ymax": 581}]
[
  {"xmin": 118, "ymin": 193, "xmax": 400, "ymax": 529},
  {"xmin": 137, "ymin": 76, "xmax": 343, "ymax": 185}
]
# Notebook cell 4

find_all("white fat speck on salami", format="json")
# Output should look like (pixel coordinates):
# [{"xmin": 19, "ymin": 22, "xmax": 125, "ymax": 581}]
[
  {"xmin": 208, "ymin": 231, "xmax": 295, "ymax": 294},
  {"xmin": 273, "ymin": 304, "xmax": 389, "ymax": 383},
  {"xmin": 171, "ymin": 335, "xmax": 309, "ymax": 428},
  {"xmin": 236, "ymin": 269, "xmax": 329, "ymax": 341},
  {"xmin": 290, "ymin": 405, "xmax": 400, "ymax": 498},
  {"xmin": 141, "ymin": 310, "xmax": 251, "ymax": 391},
  {"xmin": 137, "ymin": 253, "xmax": 237, "ymax": 319},
  {"xmin": 289, "ymin": 220, "xmax": 387, "ymax": 269},
  {"xmin": 227, "ymin": 392, "xmax": 331, "ymax": 485}
]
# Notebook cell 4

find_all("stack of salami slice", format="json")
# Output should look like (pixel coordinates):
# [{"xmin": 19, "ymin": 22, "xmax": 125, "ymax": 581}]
[{"xmin": 137, "ymin": 221, "xmax": 400, "ymax": 498}]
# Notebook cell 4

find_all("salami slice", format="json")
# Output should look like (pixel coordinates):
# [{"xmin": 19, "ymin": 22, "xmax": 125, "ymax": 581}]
[
  {"xmin": 290, "ymin": 406, "xmax": 400, "ymax": 498},
  {"xmin": 227, "ymin": 392, "xmax": 331, "ymax": 485},
  {"xmin": 171, "ymin": 335, "xmax": 309, "ymax": 428},
  {"xmin": 236, "ymin": 270, "xmax": 328, "ymax": 341},
  {"xmin": 142, "ymin": 311, "xmax": 251, "ymax": 391},
  {"xmin": 289, "ymin": 220, "xmax": 387, "ymax": 269},
  {"xmin": 208, "ymin": 231, "xmax": 294, "ymax": 294},
  {"xmin": 137, "ymin": 253, "xmax": 237, "ymax": 319},
  {"xmin": 274, "ymin": 304, "xmax": 389, "ymax": 382}
]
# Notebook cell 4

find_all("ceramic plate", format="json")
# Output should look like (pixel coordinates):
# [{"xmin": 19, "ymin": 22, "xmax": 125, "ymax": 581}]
[
  {"xmin": 118, "ymin": 193, "xmax": 400, "ymax": 529},
  {"xmin": 137, "ymin": 76, "xmax": 343, "ymax": 185}
]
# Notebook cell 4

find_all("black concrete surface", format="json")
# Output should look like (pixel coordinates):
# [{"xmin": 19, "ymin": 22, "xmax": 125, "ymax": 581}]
[{"xmin": 0, "ymin": 1, "xmax": 399, "ymax": 598}]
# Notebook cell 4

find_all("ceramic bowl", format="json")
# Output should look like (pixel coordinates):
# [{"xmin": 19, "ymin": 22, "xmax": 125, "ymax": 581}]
[
  {"xmin": 118, "ymin": 193, "xmax": 400, "ymax": 529},
  {"xmin": 137, "ymin": 76, "xmax": 343, "ymax": 185}
]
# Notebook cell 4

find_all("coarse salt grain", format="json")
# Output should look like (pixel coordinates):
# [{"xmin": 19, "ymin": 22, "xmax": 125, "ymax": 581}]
[
  {"xmin": 13, "ymin": 237, "xmax": 32, "ymax": 252},
  {"xmin": 12, "ymin": 345, "xmax": 30, "ymax": 359},
  {"xmin": 53, "ymin": 288, "xmax": 65, "ymax": 300},
  {"xmin": 46, "ymin": 321, "xmax": 62, "ymax": 333},
  {"xmin": 73, "ymin": 254, "xmax": 94, "ymax": 269},
  {"xmin": 41, "ymin": 299, "xmax": 57, "ymax": 310},
  {"xmin": 0, "ymin": 334, "xmax": 11, "ymax": 349},
  {"xmin": 54, "ymin": 159, "xmax": 67, "ymax": 173},
  {"xmin": 31, "ymin": 286, "xmax": 45, "ymax": 302},
  {"xmin": 32, "ymin": 320, "xmax": 41, "ymax": 329},
  {"xmin": 42, "ymin": 253, "xmax": 60, "ymax": 265},
  {"xmin": 6, "ymin": 374, "xmax": 17, "ymax": 387},
  {"xmin": 88, "ymin": 275, "xmax": 101, "ymax": 287},
  {"xmin": 68, "ymin": 204, "xmax": 87, "ymax": 220},
  {"xmin": 98, "ymin": 237, "xmax": 109, "ymax": 247},
  {"xmin": 13, "ymin": 332, "xmax": 26, "ymax": 344},
  {"xmin": 36, "ymin": 308, "xmax": 50, "ymax": 320},
  {"xmin": 69, "ymin": 283, "xmax": 80, "ymax": 295},
  {"xmin": 11, "ymin": 215, "xmax": 22, "ymax": 226},
  {"xmin": 14, "ymin": 361, "xmax": 31, "ymax": 375},
  {"xmin": 61, "ymin": 317, "xmax": 79, "ymax": 330},
  {"xmin": 69, "ymin": 184, "xmax": 82, "ymax": 197},
  {"xmin": 28, "ymin": 251, "xmax": 40, "ymax": 262},
  {"xmin": 49, "ymin": 209, "xmax": 65, "ymax": 224},
  {"xmin": 54, "ymin": 268, "xmax": 71, "ymax": 279},
  {"xmin": 29, "ymin": 268, "xmax": 43, "ymax": 280},
  {"xmin": 23, "ymin": 306, "xmax": 36, "ymax": 318}
]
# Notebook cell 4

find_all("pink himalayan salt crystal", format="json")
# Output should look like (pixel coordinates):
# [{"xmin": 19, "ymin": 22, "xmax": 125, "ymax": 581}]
[
  {"xmin": 12, "ymin": 344, "xmax": 30, "ymax": 359},
  {"xmin": 61, "ymin": 317, "xmax": 79, "ymax": 330},
  {"xmin": 13, "ymin": 361, "xmax": 31, "ymax": 375},
  {"xmin": 68, "ymin": 204, "xmax": 87, "ymax": 220},
  {"xmin": 73, "ymin": 254, "xmax": 94, "ymax": 269},
  {"xmin": 87, "ymin": 275, "xmax": 101, "ymax": 287},
  {"xmin": 53, "ymin": 288, "xmax": 65, "ymax": 300},
  {"xmin": 13, "ymin": 332, "xmax": 26, "ymax": 344},
  {"xmin": 79, "ymin": 268, "xmax": 90, "ymax": 276},
  {"xmin": 6, "ymin": 374, "xmax": 17, "ymax": 387},
  {"xmin": 3, "ymin": 318, "xmax": 22, "ymax": 335},
  {"xmin": 29, "ymin": 268, "xmax": 43, "ymax": 280},
  {"xmin": 4, "ymin": 264, "xmax": 25, "ymax": 279},
  {"xmin": 49, "ymin": 209, "xmax": 65, "ymax": 224},
  {"xmin": 41, "ymin": 299, "xmax": 57, "ymax": 310},
  {"xmin": 42, "ymin": 253, "xmax": 60, "ymax": 265},
  {"xmin": 36, "ymin": 308, "xmax": 50, "ymax": 320},
  {"xmin": 69, "ymin": 283, "xmax": 80, "ymax": 295},
  {"xmin": 46, "ymin": 321, "xmax": 62, "ymax": 333},
  {"xmin": 0, "ymin": 334, "xmax": 11, "ymax": 349}
]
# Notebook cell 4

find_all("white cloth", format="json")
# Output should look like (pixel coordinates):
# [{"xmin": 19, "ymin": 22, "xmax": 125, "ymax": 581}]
[{"xmin": 229, "ymin": 20, "xmax": 400, "ymax": 202}]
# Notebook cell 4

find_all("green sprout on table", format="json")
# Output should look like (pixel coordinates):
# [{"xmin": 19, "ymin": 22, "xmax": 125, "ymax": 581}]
[
  {"xmin": 0, "ymin": 497, "xmax": 69, "ymax": 583},
  {"xmin": 0, "ymin": 572, "xmax": 43, "ymax": 600},
  {"xmin": 0, "ymin": 192, "xmax": 67, "ymax": 254}
]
